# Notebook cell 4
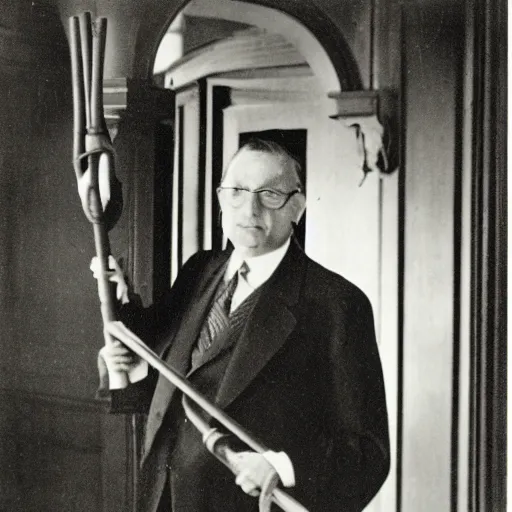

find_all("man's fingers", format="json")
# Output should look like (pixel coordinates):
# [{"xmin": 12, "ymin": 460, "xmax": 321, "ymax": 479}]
[
  {"xmin": 108, "ymin": 345, "xmax": 130, "ymax": 354},
  {"xmin": 108, "ymin": 255, "xmax": 117, "ymax": 269},
  {"xmin": 107, "ymin": 364, "xmax": 134, "ymax": 372},
  {"xmin": 99, "ymin": 343, "xmax": 137, "ymax": 373},
  {"xmin": 235, "ymin": 471, "xmax": 260, "ymax": 497},
  {"xmin": 93, "ymin": 270, "xmax": 116, "ymax": 280},
  {"xmin": 90, "ymin": 256, "xmax": 119, "ymax": 279},
  {"xmin": 90, "ymin": 256, "xmax": 130, "ymax": 304},
  {"xmin": 101, "ymin": 345, "xmax": 132, "ymax": 357},
  {"xmin": 92, "ymin": 255, "xmax": 118, "ymax": 271},
  {"xmin": 231, "ymin": 451, "xmax": 280, "ymax": 498},
  {"xmin": 115, "ymin": 363, "xmax": 138, "ymax": 372},
  {"xmin": 110, "ymin": 355, "xmax": 136, "ymax": 364}
]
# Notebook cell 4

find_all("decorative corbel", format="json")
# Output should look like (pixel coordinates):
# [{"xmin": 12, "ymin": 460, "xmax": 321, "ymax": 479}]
[{"xmin": 326, "ymin": 90, "xmax": 398, "ymax": 183}]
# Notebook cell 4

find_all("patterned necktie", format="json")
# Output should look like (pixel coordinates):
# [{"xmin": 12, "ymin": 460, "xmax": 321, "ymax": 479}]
[{"xmin": 195, "ymin": 263, "xmax": 247, "ymax": 354}]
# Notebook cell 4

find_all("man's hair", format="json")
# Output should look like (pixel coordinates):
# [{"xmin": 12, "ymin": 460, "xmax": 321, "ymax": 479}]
[{"xmin": 221, "ymin": 137, "xmax": 304, "ymax": 190}]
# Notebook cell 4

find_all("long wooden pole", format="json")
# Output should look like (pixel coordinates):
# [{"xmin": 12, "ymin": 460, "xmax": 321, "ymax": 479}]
[
  {"xmin": 70, "ymin": 13, "xmax": 135, "ymax": 507},
  {"xmin": 69, "ymin": 14, "xmax": 127, "ymax": 388},
  {"xmin": 106, "ymin": 321, "xmax": 309, "ymax": 512}
]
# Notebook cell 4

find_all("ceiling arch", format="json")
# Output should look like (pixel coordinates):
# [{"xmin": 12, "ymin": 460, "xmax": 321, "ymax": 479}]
[{"xmin": 132, "ymin": 0, "xmax": 362, "ymax": 94}]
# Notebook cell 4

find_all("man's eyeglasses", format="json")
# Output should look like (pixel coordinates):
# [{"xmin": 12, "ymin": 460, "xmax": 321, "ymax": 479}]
[{"xmin": 217, "ymin": 186, "xmax": 302, "ymax": 210}]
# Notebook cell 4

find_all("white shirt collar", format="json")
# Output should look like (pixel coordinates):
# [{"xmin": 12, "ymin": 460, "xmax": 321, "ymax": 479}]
[{"xmin": 225, "ymin": 238, "xmax": 291, "ymax": 289}]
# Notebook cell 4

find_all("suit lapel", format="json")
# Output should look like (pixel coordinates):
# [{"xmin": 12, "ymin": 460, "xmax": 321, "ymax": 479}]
[
  {"xmin": 143, "ymin": 250, "xmax": 230, "ymax": 457},
  {"xmin": 216, "ymin": 240, "xmax": 307, "ymax": 409}
]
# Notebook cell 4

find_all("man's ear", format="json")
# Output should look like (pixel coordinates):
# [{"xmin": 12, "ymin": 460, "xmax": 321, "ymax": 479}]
[{"xmin": 293, "ymin": 194, "xmax": 306, "ymax": 223}]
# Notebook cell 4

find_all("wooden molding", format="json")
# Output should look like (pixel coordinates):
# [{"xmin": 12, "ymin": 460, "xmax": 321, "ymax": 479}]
[
  {"xmin": 0, "ymin": 388, "xmax": 104, "ymax": 457},
  {"xmin": 104, "ymin": 78, "xmax": 174, "ymax": 122},
  {"xmin": 104, "ymin": 77, "xmax": 174, "ymax": 143},
  {"xmin": 103, "ymin": 77, "xmax": 128, "ymax": 122},
  {"xmin": 0, "ymin": 387, "xmax": 130, "ymax": 512},
  {"xmin": 0, "ymin": 387, "xmax": 105, "ymax": 412},
  {"xmin": 467, "ymin": 0, "xmax": 507, "ymax": 509},
  {"xmin": 163, "ymin": 28, "xmax": 307, "ymax": 90},
  {"xmin": 327, "ymin": 90, "xmax": 379, "ymax": 118}
]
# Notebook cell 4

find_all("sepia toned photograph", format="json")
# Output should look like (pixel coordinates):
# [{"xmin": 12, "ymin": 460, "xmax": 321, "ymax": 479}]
[{"xmin": 0, "ymin": 0, "xmax": 506, "ymax": 511}]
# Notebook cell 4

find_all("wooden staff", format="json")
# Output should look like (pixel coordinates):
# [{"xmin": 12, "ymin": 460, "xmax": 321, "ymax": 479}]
[{"xmin": 69, "ymin": 13, "xmax": 125, "ymax": 388}]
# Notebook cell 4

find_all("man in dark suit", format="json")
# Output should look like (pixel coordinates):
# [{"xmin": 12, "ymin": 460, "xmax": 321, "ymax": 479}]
[{"xmin": 98, "ymin": 139, "xmax": 390, "ymax": 512}]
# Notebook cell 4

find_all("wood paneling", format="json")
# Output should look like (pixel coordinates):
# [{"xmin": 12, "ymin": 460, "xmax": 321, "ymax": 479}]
[
  {"xmin": 0, "ymin": 1, "xmax": 68, "ymax": 74},
  {"xmin": 0, "ymin": 390, "xmax": 119, "ymax": 512},
  {"xmin": 0, "ymin": 390, "xmax": 18, "ymax": 507},
  {"xmin": 401, "ymin": 5, "xmax": 464, "ymax": 511},
  {"xmin": 467, "ymin": 0, "xmax": 507, "ymax": 509},
  {"xmin": 113, "ymin": 80, "xmax": 174, "ymax": 305}
]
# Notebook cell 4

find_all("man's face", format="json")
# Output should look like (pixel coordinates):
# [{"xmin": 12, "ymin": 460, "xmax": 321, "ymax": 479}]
[{"xmin": 217, "ymin": 149, "xmax": 305, "ymax": 257}]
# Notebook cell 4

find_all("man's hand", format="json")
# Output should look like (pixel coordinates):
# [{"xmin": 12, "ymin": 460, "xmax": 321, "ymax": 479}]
[
  {"xmin": 97, "ymin": 324, "xmax": 149, "ymax": 391},
  {"xmin": 228, "ymin": 451, "xmax": 276, "ymax": 497},
  {"xmin": 99, "ymin": 339, "xmax": 140, "ymax": 374},
  {"xmin": 90, "ymin": 255, "xmax": 129, "ymax": 304}
]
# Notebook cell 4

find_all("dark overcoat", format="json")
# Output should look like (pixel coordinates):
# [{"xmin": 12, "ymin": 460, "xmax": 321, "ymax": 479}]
[{"xmin": 111, "ymin": 240, "xmax": 390, "ymax": 512}]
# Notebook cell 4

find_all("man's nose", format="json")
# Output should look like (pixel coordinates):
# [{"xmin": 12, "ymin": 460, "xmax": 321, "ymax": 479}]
[{"xmin": 240, "ymin": 191, "xmax": 262, "ymax": 216}]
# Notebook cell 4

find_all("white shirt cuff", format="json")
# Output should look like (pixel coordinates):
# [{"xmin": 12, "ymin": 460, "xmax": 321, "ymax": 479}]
[{"xmin": 262, "ymin": 451, "xmax": 295, "ymax": 487}]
